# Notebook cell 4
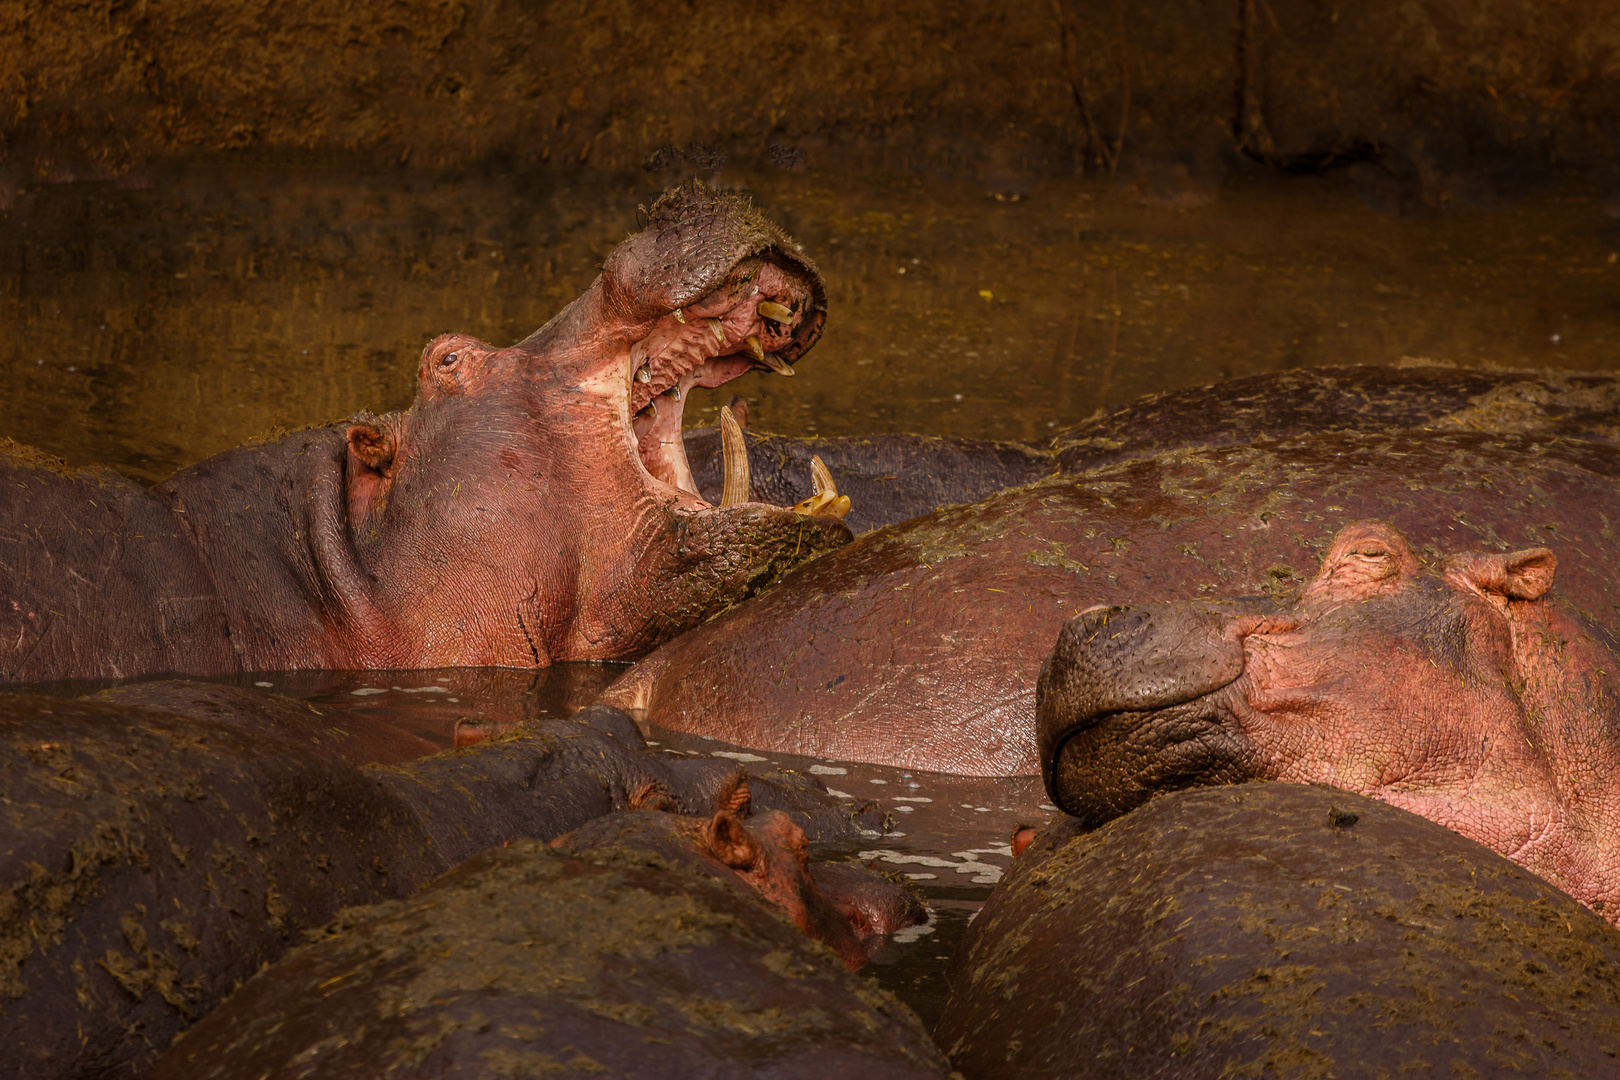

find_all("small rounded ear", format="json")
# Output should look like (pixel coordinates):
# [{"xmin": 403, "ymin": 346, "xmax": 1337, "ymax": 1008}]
[
  {"xmin": 346, "ymin": 418, "xmax": 396, "ymax": 475},
  {"xmin": 1450, "ymin": 548, "xmax": 1557, "ymax": 602},
  {"xmin": 705, "ymin": 811, "xmax": 761, "ymax": 871}
]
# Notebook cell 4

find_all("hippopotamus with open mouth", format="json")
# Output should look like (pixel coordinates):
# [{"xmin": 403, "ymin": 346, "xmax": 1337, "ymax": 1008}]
[
  {"xmin": 1038, "ymin": 519, "xmax": 1620, "ymax": 919},
  {"xmin": 0, "ymin": 182, "xmax": 849, "ymax": 682}
]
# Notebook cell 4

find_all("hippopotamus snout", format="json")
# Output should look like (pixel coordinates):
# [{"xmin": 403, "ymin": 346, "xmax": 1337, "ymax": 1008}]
[{"xmin": 1036, "ymin": 599, "xmax": 1275, "ymax": 825}]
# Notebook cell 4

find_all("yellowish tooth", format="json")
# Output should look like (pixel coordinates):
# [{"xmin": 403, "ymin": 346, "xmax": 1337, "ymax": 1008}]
[
  {"xmin": 745, "ymin": 335, "xmax": 765, "ymax": 362},
  {"xmin": 810, "ymin": 456, "xmax": 835, "ymax": 497},
  {"xmin": 719, "ymin": 405, "xmax": 751, "ymax": 507},
  {"xmin": 758, "ymin": 350, "xmax": 796, "ymax": 377},
  {"xmin": 792, "ymin": 455, "xmax": 851, "ymax": 519},
  {"xmin": 757, "ymin": 300, "xmax": 793, "ymax": 323},
  {"xmin": 708, "ymin": 318, "xmax": 726, "ymax": 344},
  {"xmin": 673, "ymin": 308, "xmax": 686, "ymax": 324},
  {"xmin": 636, "ymin": 364, "xmax": 651, "ymax": 384}
]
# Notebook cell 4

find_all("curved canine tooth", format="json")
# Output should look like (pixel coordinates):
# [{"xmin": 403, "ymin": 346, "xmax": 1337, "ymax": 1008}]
[
  {"xmin": 707, "ymin": 318, "xmax": 727, "ymax": 344},
  {"xmin": 757, "ymin": 300, "xmax": 793, "ymax": 323},
  {"xmin": 672, "ymin": 308, "xmax": 686, "ymax": 324},
  {"xmin": 792, "ymin": 455, "xmax": 851, "ymax": 519},
  {"xmin": 636, "ymin": 364, "xmax": 652, "ymax": 384},
  {"xmin": 719, "ymin": 405, "xmax": 751, "ymax": 507},
  {"xmin": 666, "ymin": 386, "xmax": 681, "ymax": 401},
  {"xmin": 747, "ymin": 336, "xmax": 795, "ymax": 377},
  {"xmin": 810, "ymin": 455, "xmax": 836, "ymax": 497}
]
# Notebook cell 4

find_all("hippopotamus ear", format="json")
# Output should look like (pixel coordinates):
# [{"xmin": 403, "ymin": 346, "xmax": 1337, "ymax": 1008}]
[
  {"xmin": 705, "ymin": 811, "xmax": 762, "ymax": 871},
  {"xmin": 1448, "ymin": 548, "xmax": 1558, "ymax": 602},
  {"xmin": 345, "ymin": 415, "xmax": 397, "ymax": 475}
]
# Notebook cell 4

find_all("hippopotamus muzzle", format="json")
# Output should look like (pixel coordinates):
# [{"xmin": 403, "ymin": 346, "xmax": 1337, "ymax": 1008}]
[{"xmin": 1036, "ymin": 598, "xmax": 1276, "ymax": 825}]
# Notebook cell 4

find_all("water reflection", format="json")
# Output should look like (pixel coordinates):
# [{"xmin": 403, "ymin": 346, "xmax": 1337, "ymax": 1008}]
[{"xmin": 4, "ymin": 162, "xmax": 1615, "ymax": 482}]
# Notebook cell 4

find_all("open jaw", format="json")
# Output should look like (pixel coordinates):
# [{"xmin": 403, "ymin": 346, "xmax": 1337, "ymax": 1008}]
[{"xmin": 619, "ymin": 255, "xmax": 847, "ymax": 519}]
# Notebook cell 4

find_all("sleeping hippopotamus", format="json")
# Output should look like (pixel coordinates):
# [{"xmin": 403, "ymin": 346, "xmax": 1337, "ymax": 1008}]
[
  {"xmin": 600, "ymin": 429, "xmax": 1620, "ymax": 776},
  {"xmin": 150, "ymin": 819, "xmax": 948, "ymax": 1080},
  {"xmin": 683, "ymin": 365, "xmax": 1620, "ymax": 533},
  {"xmin": 0, "ymin": 683, "xmax": 905, "ymax": 1079},
  {"xmin": 1039, "ymin": 518, "xmax": 1620, "ymax": 919},
  {"xmin": 0, "ymin": 182, "xmax": 849, "ymax": 683},
  {"xmin": 938, "ymin": 783, "xmax": 1620, "ymax": 1079}
]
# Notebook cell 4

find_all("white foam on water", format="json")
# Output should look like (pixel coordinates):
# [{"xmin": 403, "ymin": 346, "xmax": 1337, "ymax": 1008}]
[
  {"xmin": 869, "ymin": 778, "xmax": 888, "ymax": 785},
  {"xmin": 893, "ymin": 796, "xmax": 932, "ymax": 803},
  {"xmin": 710, "ymin": 750, "xmax": 769, "ymax": 763},
  {"xmin": 253, "ymin": 681, "xmax": 273, "ymax": 688},
  {"xmin": 825, "ymin": 789, "xmax": 853, "ymax": 799},
  {"xmin": 349, "ymin": 688, "xmax": 389, "ymax": 696},
  {"xmin": 906, "ymin": 872, "xmax": 937, "ymax": 880},
  {"xmin": 808, "ymin": 765, "xmax": 847, "ymax": 775},
  {"xmin": 893, "ymin": 805, "xmax": 915, "ymax": 813},
  {"xmin": 892, "ymin": 915, "xmax": 938, "ymax": 944},
  {"xmin": 394, "ymin": 686, "xmax": 451, "ymax": 694}
]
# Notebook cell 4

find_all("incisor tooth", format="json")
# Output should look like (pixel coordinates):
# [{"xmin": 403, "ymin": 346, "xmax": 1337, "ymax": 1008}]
[
  {"xmin": 636, "ymin": 364, "xmax": 651, "ymax": 383},
  {"xmin": 757, "ymin": 300, "xmax": 793, "ymax": 323},
  {"xmin": 673, "ymin": 308, "xmax": 686, "ymax": 324},
  {"xmin": 719, "ymin": 405, "xmax": 751, "ymax": 507},
  {"xmin": 707, "ymin": 318, "xmax": 726, "ymax": 344},
  {"xmin": 792, "ymin": 455, "xmax": 851, "ymax": 519}
]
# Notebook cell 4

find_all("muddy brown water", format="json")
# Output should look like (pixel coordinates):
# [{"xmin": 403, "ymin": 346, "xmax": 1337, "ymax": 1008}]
[{"xmin": 4, "ymin": 162, "xmax": 1619, "ymax": 1037}]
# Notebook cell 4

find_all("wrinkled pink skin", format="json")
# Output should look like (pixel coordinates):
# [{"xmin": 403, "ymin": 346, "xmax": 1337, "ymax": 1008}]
[
  {"xmin": 1, "ymin": 185, "xmax": 849, "ymax": 681},
  {"xmin": 1043, "ymin": 520, "xmax": 1620, "ymax": 921}
]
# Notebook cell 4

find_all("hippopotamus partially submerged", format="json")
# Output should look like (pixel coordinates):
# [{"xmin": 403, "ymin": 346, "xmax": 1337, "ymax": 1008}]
[
  {"xmin": 601, "ymin": 429, "xmax": 1620, "ymax": 775},
  {"xmin": 150, "ymin": 821, "xmax": 947, "ymax": 1080},
  {"xmin": 683, "ymin": 365, "xmax": 1620, "ymax": 533},
  {"xmin": 0, "ymin": 182, "xmax": 850, "ymax": 683},
  {"xmin": 1039, "ymin": 518, "xmax": 1620, "ymax": 918},
  {"xmin": 938, "ymin": 783, "xmax": 1620, "ymax": 1079},
  {"xmin": 0, "ymin": 683, "xmax": 901, "ymax": 1079}
]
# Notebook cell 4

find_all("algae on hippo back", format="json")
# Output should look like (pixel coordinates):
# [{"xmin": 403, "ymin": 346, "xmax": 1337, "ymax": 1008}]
[
  {"xmin": 599, "ymin": 429, "xmax": 1620, "ymax": 777},
  {"xmin": 0, "ymin": 183, "xmax": 855, "ymax": 683}
]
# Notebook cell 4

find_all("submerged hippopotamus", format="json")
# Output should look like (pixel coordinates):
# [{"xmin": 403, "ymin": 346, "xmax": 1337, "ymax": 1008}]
[
  {"xmin": 0, "ymin": 182, "xmax": 849, "ymax": 684},
  {"xmin": 151, "ymin": 819, "xmax": 947, "ymax": 1080},
  {"xmin": 600, "ymin": 429, "xmax": 1620, "ymax": 776},
  {"xmin": 1039, "ymin": 518, "xmax": 1620, "ymax": 919},
  {"xmin": 938, "ymin": 783, "xmax": 1620, "ymax": 1079},
  {"xmin": 683, "ymin": 365, "xmax": 1620, "ymax": 533},
  {"xmin": 0, "ymin": 683, "xmax": 902, "ymax": 1079}
]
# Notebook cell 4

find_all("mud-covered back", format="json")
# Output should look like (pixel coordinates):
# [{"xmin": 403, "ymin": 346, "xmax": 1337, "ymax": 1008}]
[{"xmin": 938, "ymin": 782, "xmax": 1620, "ymax": 1078}]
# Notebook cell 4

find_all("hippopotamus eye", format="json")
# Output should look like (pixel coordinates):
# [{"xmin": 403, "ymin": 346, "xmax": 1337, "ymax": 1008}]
[{"xmin": 439, "ymin": 352, "xmax": 459, "ymax": 368}]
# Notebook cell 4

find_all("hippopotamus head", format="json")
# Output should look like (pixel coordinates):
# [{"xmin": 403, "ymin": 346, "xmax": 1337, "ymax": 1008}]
[
  {"xmin": 550, "ymin": 808, "xmax": 925, "ymax": 970},
  {"xmin": 1038, "ymin": 519, "xmax": 1620, "ymax": 916},
  {"xmin": 338, "ymin": 182, "xmax": 850, "ymax": 664}
]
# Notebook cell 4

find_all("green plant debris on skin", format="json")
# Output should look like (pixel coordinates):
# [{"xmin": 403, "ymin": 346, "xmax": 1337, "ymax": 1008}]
[
  {"xmin": 942, "ymin": 783, "xmax": 1620, "ymax": 1078},
  {"xmin": 0, "ymin": 694, "xmax": 438, "ymax": 1078}
]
